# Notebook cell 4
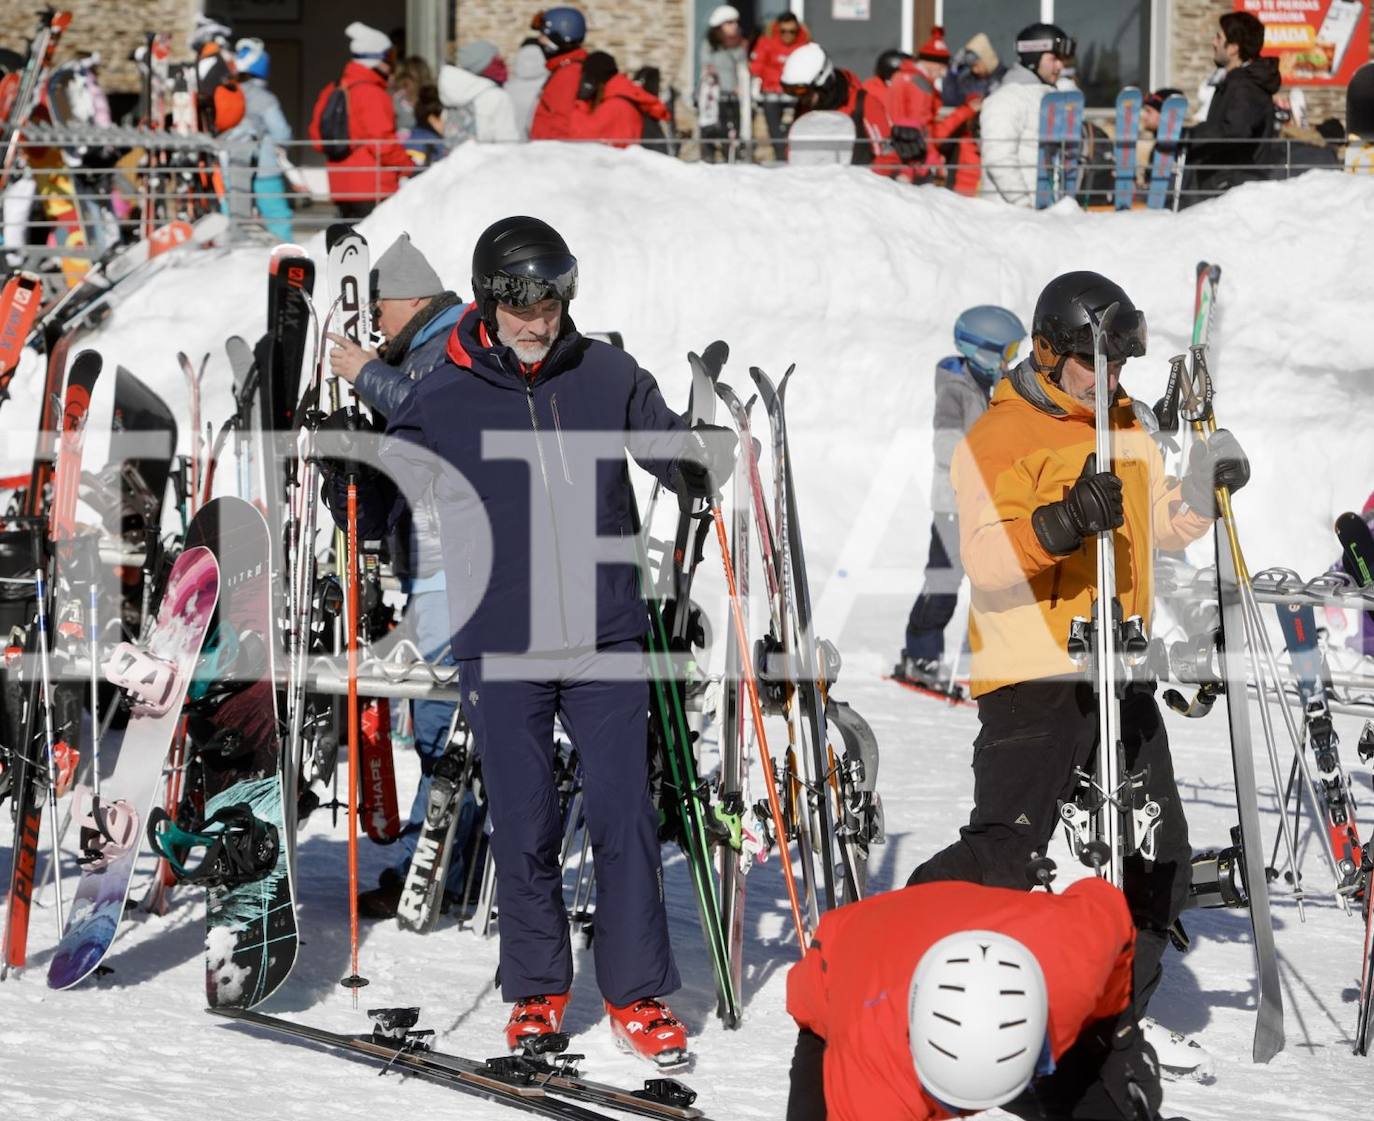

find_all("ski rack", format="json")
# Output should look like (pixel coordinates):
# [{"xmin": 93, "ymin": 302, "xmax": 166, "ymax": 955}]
[{"xmin": 1161, "ymin": 564, "xmax": 1374, "ymax": 613}]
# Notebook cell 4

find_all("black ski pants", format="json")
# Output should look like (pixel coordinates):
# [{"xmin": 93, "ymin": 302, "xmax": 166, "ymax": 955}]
[{"xmin": 907, "ymin": 679, "xmax": 1192, "ymax": 1012}]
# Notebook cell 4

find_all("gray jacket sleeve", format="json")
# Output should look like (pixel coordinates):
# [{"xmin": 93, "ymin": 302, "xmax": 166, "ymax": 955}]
[{"xmin": 931, "ymin": 375, "xmax": 964, "ymax": 484}]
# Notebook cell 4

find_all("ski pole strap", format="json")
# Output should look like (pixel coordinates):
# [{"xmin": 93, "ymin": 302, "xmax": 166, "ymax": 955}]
[{"xmin": 146, "ymin": 802, "xmax": 280, "ymax": 888}]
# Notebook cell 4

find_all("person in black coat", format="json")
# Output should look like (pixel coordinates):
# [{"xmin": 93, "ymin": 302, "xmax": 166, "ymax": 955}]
[{"xmin": 1184, "ymin": 10, "xmax": 1280, "ymax": 201}]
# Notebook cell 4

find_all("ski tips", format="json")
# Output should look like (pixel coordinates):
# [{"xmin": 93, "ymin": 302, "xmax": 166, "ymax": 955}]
[{"xmin": 701, "ymin": 338, "xmax": 729, "ymax": 375}]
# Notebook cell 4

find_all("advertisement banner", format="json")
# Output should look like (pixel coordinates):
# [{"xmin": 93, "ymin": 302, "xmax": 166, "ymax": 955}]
[
  {"xmin": 832, "ymin": 0, "xmax": 871, "ymax": 19},
  {"xmin": 1234, "ymin": 0, "xmax": 1370, "ymax": 86}
]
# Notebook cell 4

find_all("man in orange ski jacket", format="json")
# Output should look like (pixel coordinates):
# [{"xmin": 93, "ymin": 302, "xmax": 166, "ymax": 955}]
[{"xmin": 907, "ymin": 272, "xmax": 1249, "ymax": 1045}]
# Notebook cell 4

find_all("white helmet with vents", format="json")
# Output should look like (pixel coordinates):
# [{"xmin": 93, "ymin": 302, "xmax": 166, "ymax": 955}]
[{"xmin": 907, "ymin": 929, "xmax": 1050, "ymax": 1111}]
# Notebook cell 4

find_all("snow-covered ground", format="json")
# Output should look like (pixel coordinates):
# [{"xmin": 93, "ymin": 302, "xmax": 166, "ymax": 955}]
[{"xmin": 3, "ymin": 144, "xmax": 1374, "ymax": 1120}]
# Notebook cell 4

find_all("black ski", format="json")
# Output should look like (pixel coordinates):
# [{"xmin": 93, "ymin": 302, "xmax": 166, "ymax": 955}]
[
  {"xmin": 396, "ymin": 713, "xmax": 478, "ymax": 933},
  {"xmin": 210, "ymin": 1006, "xmax": 711, "ymax": 1120}
]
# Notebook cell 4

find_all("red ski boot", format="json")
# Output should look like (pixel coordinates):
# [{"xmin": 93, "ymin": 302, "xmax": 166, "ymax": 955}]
[
  {"xmin": 504, "ymin": 993, "xmax": 570, "ymax": 1052},
  {"xmin": 606, "ymin": 997, "xmax": 689, "ymax": 1068}
]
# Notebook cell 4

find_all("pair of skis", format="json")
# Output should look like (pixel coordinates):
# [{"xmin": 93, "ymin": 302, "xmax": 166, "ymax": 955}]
[
  {"xmin": 1034, "ymin": 89, "xmax": 1084, "ymax": 208},
  {"xmin": 214, "ymin": 1005, "xmax": 713, "ymax": 1121}
]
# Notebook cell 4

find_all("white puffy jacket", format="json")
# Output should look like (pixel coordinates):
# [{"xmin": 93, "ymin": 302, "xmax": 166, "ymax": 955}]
[
  {"xmin": 978, "ymin": 66, "xmax": 1051, "ymax": 207},
  {"xmin": 437, "ymin": 64, "xmax": 520, "ymax": 143}
]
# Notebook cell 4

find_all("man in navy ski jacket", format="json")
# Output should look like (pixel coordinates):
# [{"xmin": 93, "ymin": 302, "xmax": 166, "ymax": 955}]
[{"xmin": 326, "ymin": 215, "xmax": 735, "ymax": 1065}]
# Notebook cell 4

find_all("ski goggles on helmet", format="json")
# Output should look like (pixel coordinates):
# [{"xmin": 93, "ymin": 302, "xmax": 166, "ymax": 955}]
[
  {"xmin": 482, "ymin": 253, "xmax": 578, "ymax": 308},
  {"xmin": 1041, "ymin": 306, "xmax": 1147, "ymax": 364},
  {"xmin": 1017, "ymin": 32, "xmax": 1077, "ymax": 61}
]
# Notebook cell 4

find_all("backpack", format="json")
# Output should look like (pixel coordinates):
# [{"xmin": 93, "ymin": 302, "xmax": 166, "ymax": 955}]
[{"xmin": 319, "ymin": 82, "xmax": 354, "ymax": 161}]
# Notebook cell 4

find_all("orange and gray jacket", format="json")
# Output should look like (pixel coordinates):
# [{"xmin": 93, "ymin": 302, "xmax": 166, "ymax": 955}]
[{"xmin": 952, "ymin": 359, "xmax": 1213, "ymax": 697}]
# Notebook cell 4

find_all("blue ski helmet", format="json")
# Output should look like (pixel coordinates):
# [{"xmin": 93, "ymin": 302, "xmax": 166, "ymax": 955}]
[
  {"xmin": 534, "ymin": 7, "xmax": 587, "ymax": 51},
  {"xmin": 954, "ymin": 305, "xmax": 1026, "ymax": 386},
  {"xmin": 235, "ymin": 37, "xmax": 269, "ymax": 80}
]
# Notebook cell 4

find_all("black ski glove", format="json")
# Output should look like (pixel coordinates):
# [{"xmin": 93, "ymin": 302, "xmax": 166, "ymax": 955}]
[
  {"xmin": 675, "ymin": 422, "xmax": 738, "ymax": 500},
  {"xmin": 1181, "ymin": 428, "xmax": 1250, "ymax": 517},
  {"xmin": 1032, "ymin": 453, "xmax": 1124, "ymax": 556}
]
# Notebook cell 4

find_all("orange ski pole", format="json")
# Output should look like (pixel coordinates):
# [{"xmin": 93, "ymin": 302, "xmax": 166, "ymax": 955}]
[
  {"xmin": 340, "ymin": 478, "xmax": 368, "ymax": 998},
  {"xmin": 710, "ymin": 501, "xmax": 808, "ymax": 953}
]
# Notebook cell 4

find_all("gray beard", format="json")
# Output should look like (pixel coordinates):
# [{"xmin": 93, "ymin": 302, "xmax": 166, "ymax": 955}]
[{"xmin": 498, "ymin": 328, "xmax": 554, "ymax": 366}]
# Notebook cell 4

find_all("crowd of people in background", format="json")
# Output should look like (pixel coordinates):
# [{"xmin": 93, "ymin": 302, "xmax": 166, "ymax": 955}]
[
  {"xmin": 0, "ymin": 4, "xmax": 1361, "ymax": 252},
  {"xmin": 286, "ymin": 6, "xmax": 1351, "ymax": 217}
]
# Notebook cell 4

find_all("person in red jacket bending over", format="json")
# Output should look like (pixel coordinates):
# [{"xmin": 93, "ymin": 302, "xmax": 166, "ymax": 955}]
[
  {"xmin": 529, "ymin": 6, "xmax": 589, "ymax": 140},
  {"xmin": 779, "ymin": 42, "xmax": 902, "ymax": 175},
  {"xmin": 887, "ymin": 26, "xmax": 983, "ymax": 193},
  {"xmin": 786, "ymin": 878, "xmax": 1185, "ymax": 1121},
  {"xmin": 569, "ymin": 51, "xmax": 669, "ymax": 148},
  {"xmin": 308, "ymin": 22, "xmax": 413, "ymax": 219}
]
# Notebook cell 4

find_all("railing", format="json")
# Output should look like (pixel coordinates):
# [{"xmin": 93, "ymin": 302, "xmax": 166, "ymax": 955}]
[{"xmin": 0, "ymin": 125, "xmax": 1360, "ymax": 266}]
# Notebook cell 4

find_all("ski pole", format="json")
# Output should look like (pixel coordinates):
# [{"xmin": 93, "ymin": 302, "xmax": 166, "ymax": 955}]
[
  {"xmin": 340, "ymin": 474, "xmax": 367, "ymax": 998},
  {"xmin": 709, "ymin": 501, "xmax": 807, "ymax": 953},
  {"xmin": 32, "ymin": 563, "xmax": 66, "ymax": 934}
]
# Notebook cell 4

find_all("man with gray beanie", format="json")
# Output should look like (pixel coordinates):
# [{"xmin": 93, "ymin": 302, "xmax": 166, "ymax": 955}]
[{"xmin": 328, "ymin": 232, "xmax": 469, "ymax": 918}]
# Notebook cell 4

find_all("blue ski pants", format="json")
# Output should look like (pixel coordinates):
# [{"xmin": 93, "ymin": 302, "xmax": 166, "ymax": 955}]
[{"xmin": 458, "ymin": 641, "xmax": 680, "ymax": 1006}]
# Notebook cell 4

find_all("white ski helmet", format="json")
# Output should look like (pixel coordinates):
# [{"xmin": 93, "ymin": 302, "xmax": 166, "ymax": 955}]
[
  {"xmin": 908, "ymin": 930, "xmax": 1050, "ymax": 1111},
  {"xmin": 780, "ymin": 42, "xmax": 833, "ymax": 90},
  {"xmin": 708, "ymin": 5, "xmax": 741, "ymax": 28}
]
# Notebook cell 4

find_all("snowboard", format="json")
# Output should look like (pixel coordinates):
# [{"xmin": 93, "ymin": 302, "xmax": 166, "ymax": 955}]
[
  {"xmin": 1114, "ymin": 87, "xmax": 1142, "ymax": 209},
  {"xmin": 1035, "ymin": 89, "xmax": 1084, "ymax": 208},
  {"xmin": 182, "ymin": 497, "xmax": 298, "ymax": 1009},
  {"xmin": 1146, "ymin": 93, "xmax": 1188, "ymax": 209},
  {"xmin": 787, "ymin": 110, "xmax": 854, "ymax": 166},
  {"xmin": 47, "ymin": 545, "xmax": 219, "ymax": 988}
]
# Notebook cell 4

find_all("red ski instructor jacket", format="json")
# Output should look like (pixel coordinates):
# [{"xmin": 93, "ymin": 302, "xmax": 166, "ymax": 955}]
[{"xmin": 787, "ymin": 878, "xmax": 1136, "ymax": 1121}]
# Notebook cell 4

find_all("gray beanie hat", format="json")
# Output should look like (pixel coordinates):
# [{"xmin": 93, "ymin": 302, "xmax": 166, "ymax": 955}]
[
  {"xmin": 373, "ymin": 233, "xmax": 444, "ymax": 299},
  {"xmin": 457, "ymin": 40, "xmax": 499, "ymax": 76}
]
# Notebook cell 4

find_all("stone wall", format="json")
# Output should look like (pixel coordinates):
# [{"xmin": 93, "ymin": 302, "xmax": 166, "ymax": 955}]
[
  {"xmin": 1170, "ymin": 0, "xmax": 1368, "ymax": 125},
  {"xmin": 1, "ymin": 0, "xmax": 198, "ymax": 96},
  {"xmin": 454, "ymin": 1, "xmax": 694, "ymax": 103}
]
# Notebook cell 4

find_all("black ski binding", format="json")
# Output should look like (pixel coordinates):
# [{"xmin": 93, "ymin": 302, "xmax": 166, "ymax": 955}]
[
  {"xmin": 367, "ymin": 1006, "xmax": 433, "ymax": 1047},
  {"xmin": 635, "ymin": 1078, "xmax": 698, "ymax": 1108},
  {"xmin": 514, "ymin": 1030, "xmax": 571, "ymax": 1057}
]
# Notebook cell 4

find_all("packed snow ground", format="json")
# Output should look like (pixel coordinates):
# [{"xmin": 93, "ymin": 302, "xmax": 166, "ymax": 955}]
[{"xmin": 3, "ymin": 144, "xmax": 1374, "ymax": 1119}]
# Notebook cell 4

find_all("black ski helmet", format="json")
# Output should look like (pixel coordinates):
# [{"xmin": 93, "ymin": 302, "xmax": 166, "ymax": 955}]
[
  {"xmin": 1015, "ymin": 22, "xmax": 1076, "ymax": 70},
  {"xmin": 1031, "ymin": 271, "xmax": 1147, "ymax": 380},
  {"xmin": 875, "ymin": 48, "xmax": 912, "ymax": 82},
  {"xmin": 471, "ymin": 216, "xmax": 578, "ymax": 331}
]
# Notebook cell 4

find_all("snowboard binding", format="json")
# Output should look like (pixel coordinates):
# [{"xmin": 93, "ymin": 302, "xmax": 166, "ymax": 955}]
[
  {"xmin": 74, "ymin": 786, "xmax": 140, "ymax": 872},
  {"xmin": 105, "ymin": 641, "xmax": 182, "ymax": 717},
  {"xmin": 146, "ymin": 802, "xmax": 279, "ymax": 888}
]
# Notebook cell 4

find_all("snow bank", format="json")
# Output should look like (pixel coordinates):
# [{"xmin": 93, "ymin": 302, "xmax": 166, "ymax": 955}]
[{"xmin": 10, "ymin": 142, "xmax": 1371, "ymax": 634}]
